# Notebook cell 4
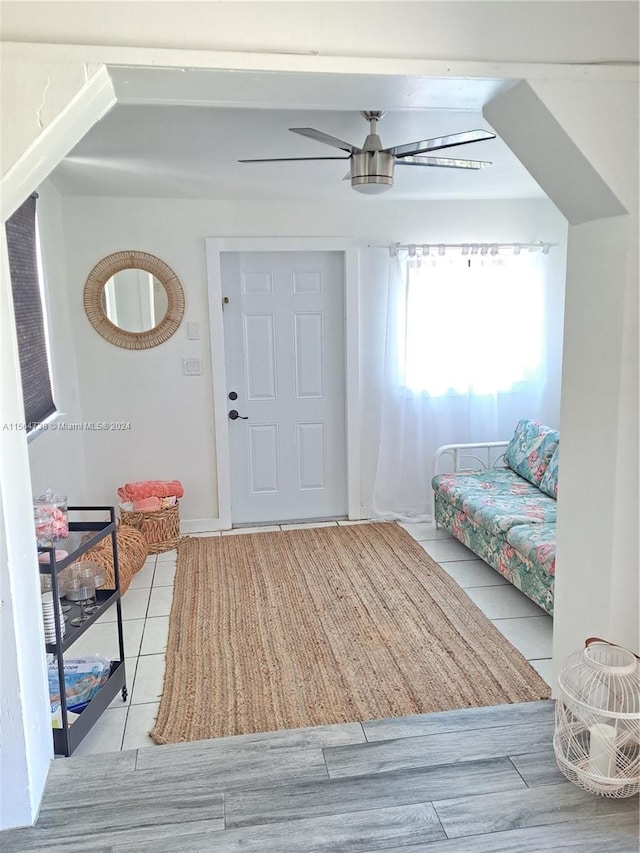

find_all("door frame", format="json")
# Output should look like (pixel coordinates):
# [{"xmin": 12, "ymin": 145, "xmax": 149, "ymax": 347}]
[{"xmin": 205, "ymin": 237, "xmax": 360, "ymax": 530}]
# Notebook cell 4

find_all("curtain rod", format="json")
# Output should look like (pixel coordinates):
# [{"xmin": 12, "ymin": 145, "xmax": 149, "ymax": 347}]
[{"xmin": 369, "ymin": 241, "xmax": 558, "ymax": 255}]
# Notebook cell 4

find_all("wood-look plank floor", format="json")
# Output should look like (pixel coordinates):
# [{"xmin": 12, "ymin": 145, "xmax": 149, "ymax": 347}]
[{"xmin": 2, "ymin": 700, "xmax": 638, "ymax": 853}]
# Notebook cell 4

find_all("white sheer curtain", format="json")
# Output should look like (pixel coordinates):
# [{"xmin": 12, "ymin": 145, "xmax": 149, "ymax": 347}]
[{"xmin": 371, "ymin": 247, "xmax": 551, "ymax": 521}]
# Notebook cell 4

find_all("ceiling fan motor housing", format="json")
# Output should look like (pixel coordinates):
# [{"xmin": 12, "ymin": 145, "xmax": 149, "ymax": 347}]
[{"xmin": 350, "ymin": 150, "xmax": 395, "ymax": 193}]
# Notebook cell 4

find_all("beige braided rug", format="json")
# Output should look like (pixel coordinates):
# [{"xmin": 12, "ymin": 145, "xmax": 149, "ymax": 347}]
[{"xmin": 151, "ymin": 522, "xmax": 549, "ymax": 744}]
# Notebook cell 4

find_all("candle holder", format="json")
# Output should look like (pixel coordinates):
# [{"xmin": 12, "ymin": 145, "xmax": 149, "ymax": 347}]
[
  {"xmin": 553, "ymin": 638, "xmax": 640, "ymax": 798},
  {"xmin": 40, "ymin": 573, "xmax": 72, "ymax": 616},
  {"xmin": 71, "ymin": 562, "xmax": 106, "ymax": 615},
  {"xmin": 62, "ymin": 576, "xmax": 96, "ymax": 627}
]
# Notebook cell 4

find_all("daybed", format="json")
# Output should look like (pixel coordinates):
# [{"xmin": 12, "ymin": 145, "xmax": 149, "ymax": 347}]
[{"xmin": 432, "ymin": 418, "xmax": 559, "ymax": 616}]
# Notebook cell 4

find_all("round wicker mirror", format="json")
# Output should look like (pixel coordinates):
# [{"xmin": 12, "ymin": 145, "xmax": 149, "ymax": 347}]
[{"xmin": 84, "ymin": 251, "xmax": 185, "ymax": 349}]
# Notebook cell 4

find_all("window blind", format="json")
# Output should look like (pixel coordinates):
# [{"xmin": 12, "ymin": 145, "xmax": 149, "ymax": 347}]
[{"xmin": 5, "ymin": 194, "xmax": 56, "ymax": 429}]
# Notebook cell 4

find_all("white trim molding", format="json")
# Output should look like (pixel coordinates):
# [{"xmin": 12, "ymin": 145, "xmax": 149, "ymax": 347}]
[
  {"xmin": 1, "ymin": 65, "xmax": 116, "ymax": 223},
  {"xmin": 205, "ymin": 237, "xmax": 361, "ymax": 529},
  {"xmin": 180, "ymin": 517, "xmax": 222, "ymax": 535}
]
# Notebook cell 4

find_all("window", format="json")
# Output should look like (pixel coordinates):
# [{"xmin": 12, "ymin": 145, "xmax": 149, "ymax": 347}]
[
  {"xmin": 5, "ymin": 194, "xmax": 56, "ymax": 430},
  {"xmin": 399, "ymin": 252, "xmax": 545, "ymax": 396}
]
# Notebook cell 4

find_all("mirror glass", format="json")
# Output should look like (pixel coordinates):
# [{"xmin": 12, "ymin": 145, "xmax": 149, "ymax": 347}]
[
  {"xmin": 84, "ymin": 251, "xmax": 185, "ymax": 350},
  {"xmin": 101, "ymin": 269, "xmax": 169, "ymax": 333}
]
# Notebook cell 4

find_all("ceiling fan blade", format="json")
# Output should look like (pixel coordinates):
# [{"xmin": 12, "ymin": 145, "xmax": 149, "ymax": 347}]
[
  {"xmin": 238, "ymin": 156, "xmax": 351, "ymax": 163},
  {"xmin": 342, "ymin": 171, "xmax": 351, "ymax": 181},
  {"xmin": 390, "ymin": 129, "xmax": 496, "ymax": 159},
  {"xmin": 289, "ymin": 127, "xmax": 360, "ymax": 153},
  {"xmin": 397, "ymin": 156, "xmax": 491, "ymax": 170}
]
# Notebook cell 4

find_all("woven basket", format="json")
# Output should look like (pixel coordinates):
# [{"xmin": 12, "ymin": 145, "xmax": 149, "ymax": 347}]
[
  {"xmin": 75, "ymin": 525, "xmax": 148, "ymax": 595},
  {"xmin": 119, "ymin": 502, "xmax": 181, "ymax": 553}
]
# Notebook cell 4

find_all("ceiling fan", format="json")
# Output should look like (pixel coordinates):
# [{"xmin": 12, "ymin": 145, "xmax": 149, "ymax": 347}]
[{"xmin": 239, "ymin": 111, "xmax": 496, "ymax": 194}]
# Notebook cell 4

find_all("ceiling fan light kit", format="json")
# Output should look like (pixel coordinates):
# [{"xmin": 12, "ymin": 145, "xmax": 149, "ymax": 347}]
[
  {"xmin": 350, "ymin": 150, "xmax": 395, "ymax": 194},
  {"xmin": 239, "ymin": 110, "xmax": 496, "ymax": 194}
]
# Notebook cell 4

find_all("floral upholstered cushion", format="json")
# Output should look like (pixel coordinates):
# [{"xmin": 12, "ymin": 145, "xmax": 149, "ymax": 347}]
[
  {"xmin": 504, "ymin": 419, "xmax": 560, "ymax": 487},
  {"xmin": 539, "ymin": 446, "xmax": 560, "ymax": 499},
  {"xmin": 434, "ymin": 496, "xmax": 555, "ymax": 615},
  {"xmin": 466, "ymin": 495, "xmax": 557, "ymax": 536},
  {"xmin": 432, "ymin": 468, "xmax": 541, "ymax": 507},
  {"xmin": 506, "ymin": 523, "xmax": 557, "ymax": 577},
  {"xmin": 432, "ymin": 469, "xmax": 557, "ymax": 535}
]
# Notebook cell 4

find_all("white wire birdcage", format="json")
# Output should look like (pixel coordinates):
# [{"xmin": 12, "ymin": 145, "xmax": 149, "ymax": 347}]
[{"xmin": 554, "ymin": 638, "xmax": 640, "ymax": 797}]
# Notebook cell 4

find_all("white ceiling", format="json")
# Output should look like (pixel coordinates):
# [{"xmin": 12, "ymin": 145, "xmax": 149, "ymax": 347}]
[{"xmin": 49, "ymin": 68, "xmax": 545, "ymax": 202}]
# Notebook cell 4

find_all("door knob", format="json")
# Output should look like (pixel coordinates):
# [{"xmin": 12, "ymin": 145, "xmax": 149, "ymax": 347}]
[{"xmin": 228, "ymin": 410, "xmax": 248, "ymax": 421}]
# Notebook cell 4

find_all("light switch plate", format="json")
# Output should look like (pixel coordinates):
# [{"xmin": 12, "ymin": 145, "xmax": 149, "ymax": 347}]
[
  {"xmin": 182, "ymin": 358, "xmax": 201, "ymax": 376},
  {"xmin": 187, "ymin": 321, "xmax": 200, "ymax": 340}
]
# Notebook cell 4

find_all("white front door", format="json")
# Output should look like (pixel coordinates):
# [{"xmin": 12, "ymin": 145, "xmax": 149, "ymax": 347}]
[{"xmin": 221, "ymin": 251, "xmax": 347, "ymax": 524}]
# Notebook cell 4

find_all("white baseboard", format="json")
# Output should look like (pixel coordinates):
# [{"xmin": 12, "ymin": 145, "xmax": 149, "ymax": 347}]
[
  {"xmin": 180, "ymin": 517, "xmax": 222, "ymax": 534},
  {"xmin": 363, "ymin": 508, "xmax": 433, "ymax": 524},
  {"xmin": 180, "ymin": 513, "xmax": 418, "ymax": 533}
]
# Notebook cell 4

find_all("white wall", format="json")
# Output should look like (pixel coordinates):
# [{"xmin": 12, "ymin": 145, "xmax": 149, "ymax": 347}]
[
  {"xmin": 2, "ymin": 2, "xmax": 637, "ymax": 65},
  {"xmin": 58, "ymin": 195, "xmax": 219, "ymax": 526},
  {"xmin": 28, "ymin": 180, "xmax": 88, "ymax": 503},
  {"xmin": 0, "ymin": 225, "xmax": 52, "ymax": 831},
  {"xmin": 51, "ymin": 194, "xmax": 566, "ymax": 525},
  {"xmin": 485, "ymin": 78, "xmax": 640, "ymax": 673},
  {"xmin": 0, "ymin": 179, "xmax": 89, "ymax": 831}
]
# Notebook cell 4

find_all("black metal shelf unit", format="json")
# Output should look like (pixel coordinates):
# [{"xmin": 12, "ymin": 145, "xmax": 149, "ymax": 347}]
[{"xmin": 38, "ymin": 506, "xmax": 127, "ymax": 756}]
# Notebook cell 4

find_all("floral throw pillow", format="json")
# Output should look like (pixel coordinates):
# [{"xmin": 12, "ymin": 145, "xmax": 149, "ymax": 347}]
[
  {"xmin": 539, "ymin": 445, "xmax": 560, "ymax": 499},
  {"xmin": 504, "ymin": 418, "xmax": 560, "ymax": 487}
]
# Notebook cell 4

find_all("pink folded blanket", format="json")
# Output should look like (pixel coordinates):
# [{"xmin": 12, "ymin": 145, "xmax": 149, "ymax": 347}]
[
  {"xmin": 117, "ymin": 480, "xmax": 184, "ymax": 502},
  {"xmin": 132, "ymin": 496, "xmax": 162, "ymax": 512}
]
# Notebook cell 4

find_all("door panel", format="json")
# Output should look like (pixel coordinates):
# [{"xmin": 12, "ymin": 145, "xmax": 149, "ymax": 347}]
[
  {"xmin": 296, "ymin": 422, "xmax": 326, "ymax": 490},
  {"xmin": 244, "ymin": 313, "xmax": 277, "ymax": 400},
  {"xmin": 222, "ymin": 251, "xmax": 347, "ymax": 524},
  {"xmin": 248, "ymin": 423, "xmax": 280, "ymax": 494},
  {"xmin": 294, "ymin": 312, "xmax": 325, "ymax": 398}
]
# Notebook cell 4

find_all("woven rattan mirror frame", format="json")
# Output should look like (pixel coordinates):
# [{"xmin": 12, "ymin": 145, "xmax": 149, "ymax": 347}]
[{"xmin": 84, "ymin": 250, "xmax": 185, "ymax": 349}]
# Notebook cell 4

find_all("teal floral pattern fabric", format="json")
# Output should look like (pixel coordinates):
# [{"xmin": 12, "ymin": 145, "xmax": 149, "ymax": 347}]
[
  {"xmin": 433, "ymin": 468, "xmax": 542, "ymax": 505},
  {"xmin": 506, "ymin": 523, "xmax": 556, "ymax": 577},
  {"xmin": 539, "ymin": 445, "xmax": 560, "ymax": 499},
  {"xmin": 432, "ymin": 419, "xmax": 559, "ymax": 617},
  {"xmin": 503, "ymin": 418, "xmax": 560, "ymax": 487},
  {"xmin": 464, "ymin": 493, "xmax": 556, "ymax": 535},
  {"xmin": 434, "ymin": 494, "xmax": 555, "ymax": 616},
  {"xmin": 432, "ymin": 469, "xmax": 557, "ymax": 535}
]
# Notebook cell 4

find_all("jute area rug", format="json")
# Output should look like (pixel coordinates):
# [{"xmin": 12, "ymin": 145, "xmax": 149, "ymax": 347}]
[{"xmin": 151, "ymin": 522, "xmax": 549, "ymax": 744}]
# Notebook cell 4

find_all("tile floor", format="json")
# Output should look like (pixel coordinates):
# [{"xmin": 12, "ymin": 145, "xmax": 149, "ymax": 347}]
[{"xmin": 68, "ymin": 520, "xmax": 554, "ymax": 757}]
